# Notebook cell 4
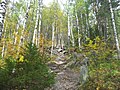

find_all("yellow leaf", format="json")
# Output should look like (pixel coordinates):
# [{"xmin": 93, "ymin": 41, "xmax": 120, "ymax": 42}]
[
  {"xmin": 96, "ymin": 87, "xmax": 100, "ymax": 90},
  {"xmin": 19, "ymin": 55, "xmax": 24, "ymax": 62}
]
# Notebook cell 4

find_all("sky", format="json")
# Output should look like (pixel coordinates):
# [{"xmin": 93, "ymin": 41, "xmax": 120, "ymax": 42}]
[
  {"xmin": 43, "ymin": 0, "xmax": 53, "ymax": 6},
  {"xmin": 43, "ymin": 0, "xmax": 67, "ymax": 5},
  {"xmin": 10, "ymin": 0, "xmax": 67, "ymax": 10},
  {"xmin": 43, "ymin": 0, "xmax": 67, "ymax": 9}
]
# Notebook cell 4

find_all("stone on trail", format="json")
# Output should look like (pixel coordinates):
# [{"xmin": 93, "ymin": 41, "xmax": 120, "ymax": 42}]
[
  {"xmin": 45, "ymin": 51, "xmax": 86, "ymax": 90},
  {"xmin": 54, "ymin": 60, "xmax": 66, "ymax": 65}
]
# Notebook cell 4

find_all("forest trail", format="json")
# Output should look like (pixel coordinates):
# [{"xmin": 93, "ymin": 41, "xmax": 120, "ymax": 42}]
[{"xmin": 45, "ymin": 49, "xmax": 80, "ymax": 90}]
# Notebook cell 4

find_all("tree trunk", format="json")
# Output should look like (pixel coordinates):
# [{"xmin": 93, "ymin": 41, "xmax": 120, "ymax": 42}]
[
  {"xmin": 0, "ymin": 0, "xmax": 8, "ymax": 39},
  {"xmin": 76, "ymin": 12, "xmax": 81, "ymax": 49},
  {"xmin": 51, "ymin": 22, "xmax": 55, "ymax": 56},
  {"xmin": 32, "ymin": 8, "xmax": 39, "ymax": 45},
  {"xmin": 19, "ymin": 1, "xmax": 31, "ymax": 46},
  {"xmin": 16, "ymin": 1, "xmax": 31, "ymax": 57},
  {"xmin": 70, "ymin": 16, "xmax": 75, "ymax": 47},
  {"xmin": 109, "ymin": 0, "xmax": 120, "ymax": 59},
  {"xmin": 103, "ymin": 17, "xmax": 107, "ymax": 40},
  {"xmin": 1, "ymin": 27, "xmax": 6, "ymax": 57},
  {"xmin": 1, "ymin": 0, "xmax": 8, "ymax": 57},
  {"xmin": 14, "ymin": 7, "xmax": 22, "ymax": 45},
  {"xmin": 68, "ymin": 11, "xmax": 70, "ymax": 52},
  {"xmin": 37, "ymin": 0, "xmax": 43, "ymax": 47},
  {"xmin": 14, "ymin": 20, "xmax": 19, "ymax": 45}
]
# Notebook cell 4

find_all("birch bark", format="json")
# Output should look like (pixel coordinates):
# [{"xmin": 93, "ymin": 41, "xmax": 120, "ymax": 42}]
[
  {"xmin": 1, "ymin": 25, "xmax": 6, "ymax": 57},
  {"xmin": 0, "ymin": 0, "xmax": 8, "ymax": 39},
  {"xmin": 19, "ymin": 1, "xmax": 31, "ymax": 47},
  {"xmin": 109, "ymin": 0, "xmax": 120, "ymax": 58},
  {"xmin": 66, "ymin": 0, "xmax": 71, "ymax": 51},
  {"xmin": 1, "ymin": 0, "xmax": 8, "ymax": 57},
  {"xmin": 70, "ymin": 16, "xmax": 75, "ymax": 47},
  {"xmin": 14, "ymin": 7, "xmax": 22, "ymax": 45},
  {"xmin": 32, "ymin": 8, "xmax": 39, "ymax": 45},
  {"xmin": 76, "ymin": 12, "xmax": 81, "ymax": 49},
  {"xmin": 37, "ymin": 0, "xmax": 43, "ymax": 47},
  {"xmin": 68, "ymin": 9, "xmax": 70, "ymax": 51},
  {"xmin": 17, "ymin": 1, "xmax": 31, "ymax": 56},
  {"xmin": 51, "ymin": 22, "xmax": 55, "ymax": 56}
]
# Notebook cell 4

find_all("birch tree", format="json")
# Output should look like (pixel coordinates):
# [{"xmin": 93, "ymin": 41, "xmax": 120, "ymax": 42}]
[
  {"xmin": 37, "ymin": 0, "xmax": 43, "ymax": 47},
  {"xmin": 19, "ymin": 1, "xmax": 31, "ymax": 47},
  {"xmin": 0, "ymin": 0, "xmax": 8, "ymax": 57},
  {"xmin": 51, "ymin": 22, "xmax": 55, "ymax": 56},
  {"xmin": 32, "ymin": 0, "xmax": 43, "ymax": 47},
  {"xmin": 0, "ymin": 0, "xmax": 8, "ymax": 39},
  {"xmin": 14, "ymin": 7, "xmax": 22, "ymax": 45},
  {"xmin": 32, "ymin": 7, "xmax": 39, "ymax": 45},
  {"xmin": 67, "ymin": 0, "xmax": 75, "ymax": 50},
  {"xmin": 109, "ymin": 0, "xmax": 120, "ymax": 58},
  {"xmin": 76, "ymin": 12, "xmax": 81, "ymax": 49},
  {"xmin": 15, "ymin": 0, "xmax": 31, "ymax": 57},
  {"xmin": 1, "ymin": 20, "xmax": 6, "ymax": 57},
  {"xmin": 70, "ymin": 16, "xmax": 75, "ymax": 47},
  {"xmin": 68, "ymin": 16, "xmax": 70, "ymax": 51}
]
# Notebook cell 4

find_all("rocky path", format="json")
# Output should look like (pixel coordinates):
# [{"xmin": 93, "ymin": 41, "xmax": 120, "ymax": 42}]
[{"xmin": 45, "ymin": 51, "xmax": 81, "ymax": 90}]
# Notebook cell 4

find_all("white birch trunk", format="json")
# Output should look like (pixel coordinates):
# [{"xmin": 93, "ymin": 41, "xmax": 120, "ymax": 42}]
[
  {"xmin": 68, "ymin": 12, "xmax": 71, "ymax": 49},
  {"xmin": 109, "ymin": 0, "xmax": 120, "ymax": 58},
  {"xmin": 1, "ymin": 44, "xmax": 5, "ymax": 57},
  {"xmin": 85, "ymin": 13, "xmax": 89, "ymax": 37},
  {"xmin": 0, "ymin": 0, "xmax": 7, "ymax": 39},
  {"xmin": 1, "ymin": 28, "xmax": 6, "ymax": 57},
  {"xmin": 14, "ymin": 21, "xmax": 19, "ymax": 45},
  {"xmin": 1, "ymin": 0, "xmax": 8, "ymax": 57},
  {"xmin": 37, "ymin": 0, "xmax": 43, "ymax": 47},
  {"xmin": 19, "ymin": 1, "xmax": 31, "ymax": 47},
  {"xmin": 58, "ymin": 31, "xmax": 61, "ymax": 48},
  {"xmin": 32, "ymin": 8, "xmax": 39, "ymax": 45},
  {"xmin": 17, "ymin": 1, "xmax": 31, "ymax": 56},
  {"xmin": 61, "ymin": 36, "xmax": 64, "ymax": 49},
  {"xmin": 67, "ymin": 0, "xmax": 71, "ymax": 51},
  {"xmin": 61, "ymin": 32, "xmax": 64, "ymax": 49},
  {"xmin": 56, "ymin": 27, "xmax": 58, "ymax": 47},
  {"xmin": 76, "ymin": 12, "xmax": 81, "ymax": 49},
  {"xmin": 70, "ymin": 16, "xmax": 75, "ymax": 47},
  {"xmin": 51, "ymin": 22, "xmax": 55, "ymax": 56},
  {"xmin": 14, "ymin": 7, "xmax": 22, "ymax": 45}
]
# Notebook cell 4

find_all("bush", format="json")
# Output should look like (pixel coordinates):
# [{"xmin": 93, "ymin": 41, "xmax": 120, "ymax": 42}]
[
  {"xmin": 0, "ymin": 43, "xmax": 55, "ymax": 89},
  {"xmin": 79, "ymin": 37, "xmax": 120, "ymax": 90}
]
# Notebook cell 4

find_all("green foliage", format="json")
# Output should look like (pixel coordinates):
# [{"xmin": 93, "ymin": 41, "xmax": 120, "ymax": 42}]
[
  {"xmin": 0, "ymin": 43, "xmax": 55, "ymax": 89},
  {"xmin": 81, "ymin": 60, "xmax": 120, "ymax": 90},
  {"xmin": 0, "ymin": 57, "xmax": 16, "ymax": 89},
  {"xmin": 80, "ymin": 37, "xmax": 120, "ymax": 90},
  {"xmin": 84, "ymin": 37, "xmax": 112, "ymax": 60}
]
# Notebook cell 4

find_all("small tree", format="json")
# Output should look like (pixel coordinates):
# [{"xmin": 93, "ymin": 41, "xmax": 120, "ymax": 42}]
[{"xmin": 0, "ymin": 43, "xmax": 55, "ymax": 89}]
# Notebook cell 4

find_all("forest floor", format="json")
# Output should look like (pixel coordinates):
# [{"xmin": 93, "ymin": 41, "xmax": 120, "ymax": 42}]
[{"xmin": 45, "ymin": 50, "xmax": 81, "ymax": 90}]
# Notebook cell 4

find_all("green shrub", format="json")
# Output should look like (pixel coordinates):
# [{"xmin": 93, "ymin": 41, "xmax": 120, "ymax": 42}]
[
  {"xmin": 0, "ymin": 43, "xmax": 55, "ymax": 89},
  {"xmin": 79, "ymin": 37, "xmax": 120, "ymax": 90}
]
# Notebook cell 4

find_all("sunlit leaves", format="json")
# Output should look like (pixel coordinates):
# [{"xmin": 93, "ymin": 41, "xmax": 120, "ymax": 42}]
[
  {"xmin": 82, "ymin": 37, "xmax": 120, "ymax": 90},
  {"xmin": 0, "ymin": 59, "xmax": 5, "ymax": 69},
  {"xmin": 76, "ymin": 0, "xmax": 86, "ymax": 13}
]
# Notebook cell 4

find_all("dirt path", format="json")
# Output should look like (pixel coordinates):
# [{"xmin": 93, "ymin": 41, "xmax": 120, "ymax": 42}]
[{"xmin": 45, "ymin": 52, "xmax": 80, "ymax": 90}]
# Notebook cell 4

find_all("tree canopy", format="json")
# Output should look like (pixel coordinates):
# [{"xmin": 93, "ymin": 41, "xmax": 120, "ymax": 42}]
[{"xmin": 0, "ymin": 0, "xmax": 120, "ymax": 89}]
